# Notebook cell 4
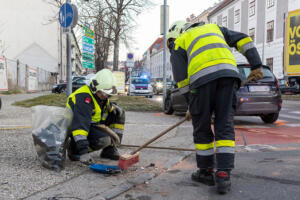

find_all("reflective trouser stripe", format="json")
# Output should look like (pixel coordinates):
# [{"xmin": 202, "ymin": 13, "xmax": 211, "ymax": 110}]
[
  {"xmin": 179, "ymin": 85, "xmax": 190, "ymax": 94},
  {"xmin": 111, "ymin": 128, "xmax": 123, "ymax": 135},
  {"xmin": 240, "ymin": 42, "xmax": 255, "ymax": 54},
  {"xmin": 187, "ymin": 33, "xmax": 225, "ymax": 56},
  {"xmin": 216, "ymin": 146, "xmax": 235, "ymax": 154},
  {"xmin": 215, "ymin": 140, "xmax": 235, "ymax": 147},
  {"xmin": 237, "ymin": 37, "xmax": 253, "ymax": 52},
  {"xmin": 195, "ymin": 142, "xmax": 214, "ymax": 150},
  {"xmin": 73, "ymin": 129, "xmax": 88, "ymax": 142},
  {"xmin": 196, "ymin": 149, "xmax": 214, "ymax": 156},
  {"xmin": 190, "ymin": 63, "xmax": 238, "ymax": 84},
  {"xmin": 109, "ymin": 123, "xmax": 124, "ymax": 130},
  {"xmin": 188, "ymin": 43, "xmax": 232, "ymax": 64},
  {"xmin": 73, "ymin": 135, "xmax": 87, "ymax": 142}
]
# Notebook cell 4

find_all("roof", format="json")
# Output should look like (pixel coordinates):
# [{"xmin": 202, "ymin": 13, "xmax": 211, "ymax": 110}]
[
  {"xmin": 149, "ymin": 37, "xmax": 163, "ymax": 54},
  {"xmin": 208, "ymin": 0, "xmax": 235, "ymax": 17}
]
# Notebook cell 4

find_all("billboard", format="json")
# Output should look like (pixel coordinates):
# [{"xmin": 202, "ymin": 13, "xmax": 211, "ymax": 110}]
[
  {"xmin": 0, "ymin": 57, "xmax": 8, "ymax": 92},
  {"xmin": 285, "ymin": 9, "xmax": 300, "ymax": 75},
  {"xmin": 113, "ymin": 71, "xmax": 125, "ymax": 94}
]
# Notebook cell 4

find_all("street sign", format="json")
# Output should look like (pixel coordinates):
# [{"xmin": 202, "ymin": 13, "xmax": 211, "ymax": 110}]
[
  {"xmin": 82, "ymin": 43, "xmax": 95, "ymax": 54},
  {"xmin": 127, "ymin": 53, "xmax": 134, "ymax": 60},
  {"xmin": 126, "ymin": 52, "xmax": 134, "ymax": 68},
  {"xmin": 59, "ymin": 3, "xmax": 74, "ymax": 28},
  {"xmin": 82, "ymin": 61, "xmax": 95, "ymax": 69},
  {"xmin": 82, "ymin": 52, "xmax": 95, "ymax": 62},
  {"xmin": 82, "ymin": 36, "xmax": 95, "ymax": 45},
  {"xmin": 83, "ymin": 26, "xmax": 95, "ymax": 39}
]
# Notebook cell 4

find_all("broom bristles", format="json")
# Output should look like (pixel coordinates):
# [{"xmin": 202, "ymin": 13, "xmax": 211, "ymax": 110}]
[{"xmin": 118, "ymin": 152, "xmax": 140, "ymax": 170}]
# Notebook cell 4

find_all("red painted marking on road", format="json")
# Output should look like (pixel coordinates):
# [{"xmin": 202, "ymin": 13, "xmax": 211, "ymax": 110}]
[
  {"xmin": 274, "ymin": 121, "xmax": 285, "ymax": 127},
  {"xmin": 235, "ymin": 127, "xmax": 300, "ymax": 145}
]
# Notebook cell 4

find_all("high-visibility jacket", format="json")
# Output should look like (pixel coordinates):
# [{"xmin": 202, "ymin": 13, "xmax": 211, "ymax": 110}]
[
  {"xmin": 66, "ymin": 85, "xmax": 113, "ymax": 143},
  {"xmin": 170, "ymin": 24, "xmax": 262, "ymax": 94}
]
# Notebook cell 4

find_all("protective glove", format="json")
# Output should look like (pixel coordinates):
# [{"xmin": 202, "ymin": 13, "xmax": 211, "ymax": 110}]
[
  {"xmin": 246, "ymin": 67, "xmax": 264, "ymax": 83},
  {"xmin": 80, "ymin": 153, "xmax": 94, "ymax": 165},
  {"xmin": 185, "ymin": 110, "xmax": 192, "ymax": 121}
]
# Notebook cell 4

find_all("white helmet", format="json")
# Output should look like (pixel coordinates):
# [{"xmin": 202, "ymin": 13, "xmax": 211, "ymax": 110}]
[{"xmin": 90, "ymin": 69, "xmax": 116, "ymax": 95}]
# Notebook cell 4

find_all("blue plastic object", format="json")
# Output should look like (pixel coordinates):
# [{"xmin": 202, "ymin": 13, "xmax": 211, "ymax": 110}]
[{"xmin": 89, "ymin": 163, "xmax": 121, "ymax": 174}]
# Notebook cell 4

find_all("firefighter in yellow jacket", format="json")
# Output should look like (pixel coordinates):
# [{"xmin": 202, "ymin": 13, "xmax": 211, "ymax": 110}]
[
  {"xmin": 66, "ymin": 69, "xmax": 125, "ymax": 165},
  {"xmin": 167, "ymin": 21, "xmax": 263, "ymax": 194}
]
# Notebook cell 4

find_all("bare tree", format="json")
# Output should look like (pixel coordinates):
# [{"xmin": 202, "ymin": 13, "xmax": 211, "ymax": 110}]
[
  {"xmin": 104, "ymin": 0, "xmax": 153, "ymax": 71},
  {"xmin": 46, "ymin": 0, "xmax": 152, "ymax": 72}
]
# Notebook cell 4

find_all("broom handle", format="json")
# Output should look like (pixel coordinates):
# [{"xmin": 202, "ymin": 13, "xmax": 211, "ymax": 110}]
[
  {"xmin": 131, "ymin": 117, "xmax": 187, "ymax": 155},
  {"xmin": 122, "ymin": 144, "xmax": 194, "ymax": 151}
]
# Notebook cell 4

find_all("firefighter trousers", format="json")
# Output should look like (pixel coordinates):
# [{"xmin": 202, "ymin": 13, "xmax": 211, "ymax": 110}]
[{"xmin": 189, "ymin": 77, "xmax": 238, "ymax": 169}]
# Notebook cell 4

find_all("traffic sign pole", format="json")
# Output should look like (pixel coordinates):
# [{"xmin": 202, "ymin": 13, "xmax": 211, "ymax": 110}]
[{"xmin": 59, "ymin": 0, "xmax": 77, "ymax": 96}]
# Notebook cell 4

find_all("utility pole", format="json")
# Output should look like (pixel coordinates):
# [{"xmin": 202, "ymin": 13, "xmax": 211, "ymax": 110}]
[{"xmin": 162, "ymin": 0, "xmax": 167, "ymax": 108}]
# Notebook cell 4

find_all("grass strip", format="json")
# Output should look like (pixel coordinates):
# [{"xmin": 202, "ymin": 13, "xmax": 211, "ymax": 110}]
[{"xmin": 13, "ymin": 94, "xmax": 163, "ymax": 112}]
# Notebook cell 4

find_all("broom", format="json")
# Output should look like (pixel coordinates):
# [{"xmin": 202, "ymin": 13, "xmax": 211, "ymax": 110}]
[{"xmin": 118, "ymin": 117, "xmax": 188, "ymax": 170}]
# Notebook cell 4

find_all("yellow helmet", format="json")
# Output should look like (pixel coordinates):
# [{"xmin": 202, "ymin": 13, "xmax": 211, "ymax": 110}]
[{"xmin": 90, "ymin": 69, "xmax": 116, "ymax": 95}]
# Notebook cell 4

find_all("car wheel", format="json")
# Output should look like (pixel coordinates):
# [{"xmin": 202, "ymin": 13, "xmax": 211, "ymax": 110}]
[
  {"xmin": 260, "ymin": 113, "xmax": 279, "ymax": 124},
  {"xmin": 164, "ymin": 97, "xmax": 174, "ymax": 114},
  {"xmin": 149, "ymin": 95, "xmax": 153, "ymax": 98}
]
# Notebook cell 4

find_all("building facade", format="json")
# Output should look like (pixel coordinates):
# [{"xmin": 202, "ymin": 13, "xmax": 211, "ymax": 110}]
[
  {"xmin": 147, "ymin": 38, "xmax": 172, "ymax": 81},
  {"xmin": 208, "ymin": 0, "xmax": 300, "ymax": 79},
  {"xmin": 0, "ymin": 0, "xmax": 82, "ymax": 90}
]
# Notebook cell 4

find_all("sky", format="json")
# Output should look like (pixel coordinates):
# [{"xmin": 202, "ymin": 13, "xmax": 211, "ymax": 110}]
[{"xmin": 119, "ymin": 0, "xmax": 220, "ymax": 61}]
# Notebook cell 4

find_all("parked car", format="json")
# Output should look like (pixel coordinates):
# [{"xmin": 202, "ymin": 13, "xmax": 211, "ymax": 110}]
[
  {"xmin": 278, "ymin": 79, "xmax": 300, "ymax": 94},
  {"xmin": 52, "ymin": 77, "xmax": 86, "ymax": 93},
  {"xmin": 164, "ymin": 64, "xmax": 282, "ymax": 124}
]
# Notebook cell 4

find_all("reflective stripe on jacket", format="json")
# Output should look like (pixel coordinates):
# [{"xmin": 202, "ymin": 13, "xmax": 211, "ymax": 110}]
[{"xmin": 174, "ymin": 24, "xmax": 238, "ymax": 92}]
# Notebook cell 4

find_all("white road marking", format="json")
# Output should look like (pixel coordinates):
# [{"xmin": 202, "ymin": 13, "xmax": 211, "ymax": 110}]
[
  {"xmin": 289, "ymin": 111, "xmax": 300, "ymax": 115},
  {"xmin": 279, "ymin": 113, "xmax": 300, "ymax": 120}
]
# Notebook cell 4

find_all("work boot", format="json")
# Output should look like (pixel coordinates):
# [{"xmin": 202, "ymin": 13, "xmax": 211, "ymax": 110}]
[
  {"xmin": 67, "ymin": 140, "xmax": 80, "ymax": 161},
  {"xmin": 100, "ymin": 145, "xmax": 120, "ymax": 160},
  {"xmin": 191, "ymin": 168, "xmax": 215, "ymax": 186},
  {"xmin": 216, "ymin": 170, "xmax": 231, "ymax": 194}
]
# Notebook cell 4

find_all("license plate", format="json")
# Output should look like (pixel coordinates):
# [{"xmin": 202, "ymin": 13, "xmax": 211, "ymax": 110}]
[{"xmin": 248, "ymin": 85, "xmax": 270, "ymax": 92}]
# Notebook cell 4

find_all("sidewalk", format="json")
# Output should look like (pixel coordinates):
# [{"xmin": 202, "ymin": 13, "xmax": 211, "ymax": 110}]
[{"xmin": 1, "ymin": 96, "xmax": 300, "ymax": 199}]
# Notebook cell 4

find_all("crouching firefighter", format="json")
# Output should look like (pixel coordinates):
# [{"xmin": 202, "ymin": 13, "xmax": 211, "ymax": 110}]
[{"xmin": 66, "ymin": 69, "xmax": 125, "ymax": 165}]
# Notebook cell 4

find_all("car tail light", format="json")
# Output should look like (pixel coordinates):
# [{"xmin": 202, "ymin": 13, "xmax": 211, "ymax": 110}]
[{"xmin": 279, "ymin": 102, "xmax": 282, "ymax": 107}]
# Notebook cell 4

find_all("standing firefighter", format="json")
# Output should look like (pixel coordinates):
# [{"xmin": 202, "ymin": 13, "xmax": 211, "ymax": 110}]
[
  {"xmin": 66, "ymin": 69, "xmax": 125, "ymax": 165},
  {"xmin": 167, "ymin": 21, "xmax": 263, "ymax": 194}
]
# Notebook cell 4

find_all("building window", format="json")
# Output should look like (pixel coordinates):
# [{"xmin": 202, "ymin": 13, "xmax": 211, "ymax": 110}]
[
  {"xmin": 222, "ymin": 16, "xmax": 227, "ymax": 27},
  {"xmin": 266, "ymin": 57, "xmax": 273, "ymax": 71},
  {"xmin": 234, "ymin": 9, "xmax": 240, "ymax": 24},
  {"xmin": 249, "ymin": 0, "xmax": 255, "ymax": 17},
  {"xmin": 249, "ymin": 28, "xmax": 255, "ymax": 42},
  {"xmin": 267, "ymin": 20, "xmax": 274, "ymax": 42},
  {"xmin": 267, "ymin": 0, "xmax": 275, "ymax": 8}
]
